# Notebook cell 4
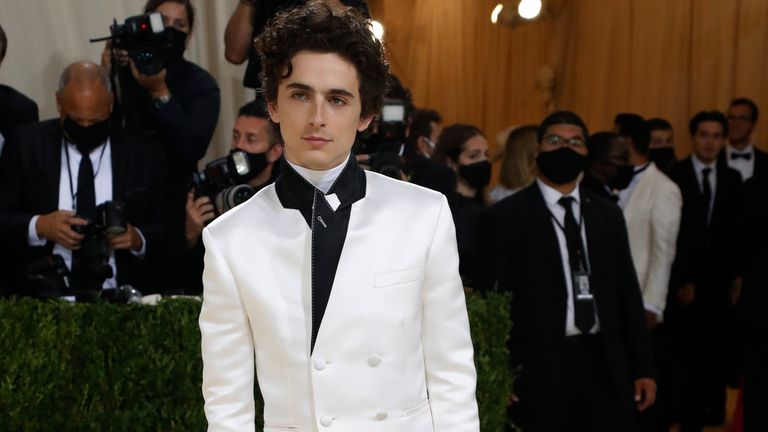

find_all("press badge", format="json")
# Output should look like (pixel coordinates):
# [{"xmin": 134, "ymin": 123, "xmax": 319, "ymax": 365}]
[{"xmin": 573, "ymin": 270, "xmax": 593, "ymax": 300}]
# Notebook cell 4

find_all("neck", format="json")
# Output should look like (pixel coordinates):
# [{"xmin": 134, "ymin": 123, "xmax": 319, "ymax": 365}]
[
  {"xmin": 588, "ymin": 168, "xmax": 609, "ymax": 185},
  {"xmin": 248, "ymin": 164, "xmax": 274, "ymax": 189},
  {"xmin": 540, "ymin": 175, "xmax": 578, "ymax": 195},
  {"xmin": 456, "ymin": 177, "xmax": 478, "ymax": 198},
  {"xmin": 730, "ymin": 139, "xmax": 750, "ymax": 151},
  {"xmin": 629, "ymin": 146, "xmax": 649, "ymax": 166}
]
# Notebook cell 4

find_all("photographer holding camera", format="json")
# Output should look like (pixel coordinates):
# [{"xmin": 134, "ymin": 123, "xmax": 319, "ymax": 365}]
[
  {"xmin": 0, "ymin": 62, "xmax": 164, "ymax": 299},
  {"xmin": 178, "ymin": 99, "xmax": 282, "ymax": 294}
]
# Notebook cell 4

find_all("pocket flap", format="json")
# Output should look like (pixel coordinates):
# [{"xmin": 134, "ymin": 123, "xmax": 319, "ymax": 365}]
[{"xmin": 374, "ymin": 265, "xmax": 424, "ymax": 288}]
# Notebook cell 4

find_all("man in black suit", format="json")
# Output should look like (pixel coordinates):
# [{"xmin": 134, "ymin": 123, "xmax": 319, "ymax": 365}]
[
  {"xmin": 0, "ymin": 22, "xmax": 39, "ymax": 153},
  {"xmin": 404, "ymin": 108, "xmax": 456, "ymax": 196},
  {"xmin": 581, "ymin": 130, "xmax": 633, "ymax": 201},
  {"xmin": 720, "ymin": 98, "xmax": 766, "ymax": 182},
  {"xmin": 0, "ymin": 61, "xmax": 163, "ymax": 298},
  {"xmin": 483, "ymin": 111, "xmax": 655, "ymax": 432},
  {"xmin": 667, "ymin": 110, "xmax": 743, "ymax": 431}
]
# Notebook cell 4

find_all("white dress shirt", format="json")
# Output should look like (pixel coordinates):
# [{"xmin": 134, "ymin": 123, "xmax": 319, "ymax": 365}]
[
  {"xmin": 27, "ymin": 139, "xmax": 146, "ymax": 290},
  {"xmin": 285, "ymin": 152, "xmax": 348, "ymax": 194},
  {"xmin": 725, "ymin": 143, "xmax": 754, "ymax": 181},
  {"xmin": 691, "ymin": 155, "xmax": 717, "ymax": 223},
  {"xmin": 536, "ymin": 179, "xmax": 601, "ymax": 336}
]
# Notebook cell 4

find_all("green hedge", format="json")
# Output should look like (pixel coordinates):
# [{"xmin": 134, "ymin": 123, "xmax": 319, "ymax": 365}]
[{"xmin": 0, "ymin": 293, "xmax": 512, "ymax": 431}]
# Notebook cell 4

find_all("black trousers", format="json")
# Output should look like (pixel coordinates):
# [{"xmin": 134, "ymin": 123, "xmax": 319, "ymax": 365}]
[
  {"xmin": 743, "ymin": 328, "xmax": 768, "ymax": 432},
  {"xmin": 510, "ymin": 334, "xmax": 640, "ymax": 432}
]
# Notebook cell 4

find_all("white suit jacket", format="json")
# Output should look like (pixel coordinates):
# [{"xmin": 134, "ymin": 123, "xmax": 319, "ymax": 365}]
[
  {"xmin": 199, "ymin": 170, "xmax": 479, "ymax": 432},
  {"xmin": 622, "ymin": 162, "xmax": 682, "ymax": 318}
]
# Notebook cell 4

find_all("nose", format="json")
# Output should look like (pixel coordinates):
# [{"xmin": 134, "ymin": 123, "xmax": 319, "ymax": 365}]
[{"xmin": 308, "ymin": 99, "xmax": 326, "ymax": 128}]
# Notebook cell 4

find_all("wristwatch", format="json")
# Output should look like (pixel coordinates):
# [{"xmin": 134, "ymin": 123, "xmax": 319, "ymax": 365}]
[{"xmin": 153, "ymin": 94, "xmax": 172, "ymax": 109}]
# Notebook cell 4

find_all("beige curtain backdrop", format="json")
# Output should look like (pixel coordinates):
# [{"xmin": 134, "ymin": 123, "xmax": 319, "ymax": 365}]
[
  {"xmin": 0, "ymin": 0, "xmax": 248, "ymax": 165},
  {"xmin": 371, "ymin": 0, "xmax": 768, "ymax": 162},
  {"xmin": 1, "ymin": 0, "xmax": 767, "ymax": 168}
]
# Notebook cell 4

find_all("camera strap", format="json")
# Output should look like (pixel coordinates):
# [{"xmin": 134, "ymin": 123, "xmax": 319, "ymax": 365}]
[{"xmin": 62, "ymin": 138, "xmax": 108, "ymax": 211}]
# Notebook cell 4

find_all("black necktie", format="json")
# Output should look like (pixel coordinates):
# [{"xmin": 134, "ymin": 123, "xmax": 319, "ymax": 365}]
[
  {"xmin": 558, "ymin": 196, "xmax": 595, "ymax": 333},
  {"xmin": 76, "ymin": 147, "xmax": 96, "ymax": 218},
  {"xmin": 701, "ymin": 167, "xmax": 712, "ymax": 226},
  {"xmin": 730, "ymin": 152, "xmax": 752, "ymax": 161}
]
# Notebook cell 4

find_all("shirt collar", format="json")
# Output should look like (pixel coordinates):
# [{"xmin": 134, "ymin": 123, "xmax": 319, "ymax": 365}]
[
  {"xmin": 536, "ymin": 177, "xmax": 581, "ymax": 207},
  {"xmin": 692, "ymin": 154, "xmax": 716, "ymax": 172},
  {"xmin": 726, "ymin": 143, "xmax": 754, "ymax": 156},
  {"xmin": 286, "ymin": 153, "xmax": 349, "ymax": 194}
]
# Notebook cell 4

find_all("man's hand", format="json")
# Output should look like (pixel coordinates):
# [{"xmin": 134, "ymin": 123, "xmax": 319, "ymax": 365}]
[
  {"xmin": 645, "ymin": 310, "xmax": 659, "ymax": 330},
  {"xmin": 108, "ymin": 223, "xmax": 143, "ymax": 252},
  {"xmin": 36, "ymin": 210, "xmax": 87, "ymax": 250},
  {"xmin": 634, "ymin": 378, "xmax": 657, "ymax": 411},
  {"xmin": 130, "ymin": 60, "xmax": 170, "ymax": 98},
  {"xmin": 678, "ymin": 282, "xmax": 696, "ymax": 306},
  {"xmin": 185, "ymin": 191, "xmax": 215, "ymax": 248}
]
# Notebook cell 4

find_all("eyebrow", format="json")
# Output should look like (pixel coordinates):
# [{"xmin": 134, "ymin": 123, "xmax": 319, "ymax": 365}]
[{"xmin": 286, "ymin": 82, "xmax": 355, "ymax": 99}]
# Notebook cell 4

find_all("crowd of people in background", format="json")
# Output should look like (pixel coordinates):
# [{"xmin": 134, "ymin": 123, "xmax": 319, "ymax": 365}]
[{"xmin": 0, "ymin": 1, "xmax": 765, "ymax": 431}]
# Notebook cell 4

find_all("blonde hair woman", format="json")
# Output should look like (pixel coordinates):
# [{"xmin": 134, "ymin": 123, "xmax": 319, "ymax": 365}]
[{"xmin": 489, "ymin": 125, "xmax": 539, "ymax": 203}]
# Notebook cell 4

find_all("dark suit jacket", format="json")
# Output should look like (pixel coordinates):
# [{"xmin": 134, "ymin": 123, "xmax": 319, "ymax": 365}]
[
  {"xmin": 717, "ymin": 146, "xmax": 768, "ymax": 181},
  {"xmin": 481, "ymin": 182, "xmax": 654, "ymax": 405},
  {"xmin": 668, "ymin": 157, "xmax": 743, "ymax": 297},
  {"xmin": 0, "ymin": 84, "xmax": 39, "ymax": 139},
  {"xmin": 0, "ymin": 119, "xmax": 164, "ymax": 295}
]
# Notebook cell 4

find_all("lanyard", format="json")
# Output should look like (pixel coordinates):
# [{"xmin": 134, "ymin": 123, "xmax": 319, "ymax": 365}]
[
  {"xmin": 63, "ymin": 139, "xmax": 108, "ymax": 212},
  {"xmin": 547, "ymin": 202, "xmax": 592, "ymax": 275}
]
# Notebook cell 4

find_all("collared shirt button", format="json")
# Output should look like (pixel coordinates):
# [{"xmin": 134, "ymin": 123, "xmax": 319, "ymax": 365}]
[
  {"xmin": 368, "ymin": 353, "xmax": 382, "ymax": 367},
  {"xmin": 314, "ymin": 358, "xmax": 327, "ymax": 371},
  {"xmin": 375, "ymin": 411, "xmax": 388, "ymax": 421},
  {"xmin": 320, "ymin": 416, "xmax": 333, "ymax": 427}
]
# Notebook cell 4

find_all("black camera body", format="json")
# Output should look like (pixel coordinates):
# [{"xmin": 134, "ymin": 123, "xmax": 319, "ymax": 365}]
[
  {"xmin": 71, "ymin": 201, "xmax": 128, "ymax": 295},
  {"xmin": 192, "ymin": 151, "xmax": 259, "ymax": 216},
  {"xmin": 354, "ymin": 98, "xmax": 407, "ymax": 179},
  {"xmin": 91, "ymin": 13, "xmax": 173, "ymax": 76}
]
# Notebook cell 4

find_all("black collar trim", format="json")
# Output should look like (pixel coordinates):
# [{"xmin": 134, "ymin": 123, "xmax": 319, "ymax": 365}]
[{"xmin": 275, "ymin": 154, "xmax": 367, "ymax": 217}]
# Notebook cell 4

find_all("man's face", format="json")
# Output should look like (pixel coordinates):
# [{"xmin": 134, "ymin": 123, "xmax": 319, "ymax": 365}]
[
  {"xmin": 650, "ymin": 129, "xmax": 674, "ymax": 149},
  {"xmin": 602, "ymin": 136, "xmax": 630, "ymax": 180},
  {"xmin": 692, "ymin": 121, "xmax": 725, "ymax": 164},
  {"xmin": 56, "ymin": 82, "xmax": 113, "ymax": 127},
  {"xmin": 727, "ymin": 104, "xmax": 755, "ymax": 144},
  {"xmin": 268, "ymin": 51, "xmax": 373, "ymax": 170},
  {"xmin": 232, "ymin": 115, "xmax": 271, "ymax": 154},
  {"xmin": 540, "ymin": 123, "xmax": 588, "ymax": 156}
]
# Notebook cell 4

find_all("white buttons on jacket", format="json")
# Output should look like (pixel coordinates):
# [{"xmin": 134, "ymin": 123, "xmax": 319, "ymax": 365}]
[
  {"xmin": 368, "ymin": 353, "xmax": 382, "ymax": 367},
  {"xmin": 320, "ymin": 416, "xmax": 333, "ymax": 427},
  {"xmin": 314, "ymin": 358, "xmax": 327, "ymax": 371}
]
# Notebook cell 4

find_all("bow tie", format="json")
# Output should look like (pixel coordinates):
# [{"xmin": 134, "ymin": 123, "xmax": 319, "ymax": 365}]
[{"xmin": 731, "ymin": 152, "xmax": 752, "ymax": 160}]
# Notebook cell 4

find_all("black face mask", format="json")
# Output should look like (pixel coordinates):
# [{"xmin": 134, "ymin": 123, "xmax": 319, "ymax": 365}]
[
  {"xmin": 536, "ymin": 147, "xmax": 587, "ymax": 184},
  {"xmin": 649, "ymin": 148, "xmax": 676, "ymax": 169},
  {"xmin": 459, "ymin": 160, "xmax": 491, "ymax": 190},
  {"xmin": 229, "ymin": 149, "xmax": 269, "ymax": 182},
  {"xmin": 609, "ymin": 164, "xmax": 636, "ymax": 190},
  {"xmin": 62, "ymin": 117, "xmax": 110, "ymax": 154},
  {"xmin": 163, "ymin": 27, "xmax": 188, "ymax": 64}
]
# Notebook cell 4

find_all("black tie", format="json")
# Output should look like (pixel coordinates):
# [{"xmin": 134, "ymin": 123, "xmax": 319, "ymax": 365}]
[
  {"xmin": 558, "ymin": 196, "xmax": 595, "ymax": 333},
  {"xmin": 730, "ymin": 152, "xmax": 752, "ymax": 161},
  {"xmin": 701, "ymin": 167, "xmax": 712, "ymax": 226},
  {"xmin": 76, "ymin": 147, "xmax": 96, "ymax": 218}
]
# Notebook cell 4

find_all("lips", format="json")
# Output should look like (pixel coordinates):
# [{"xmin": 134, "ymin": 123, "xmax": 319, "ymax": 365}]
[{"xmin": 302, "ymin": 136, "xmax": 331, "ymax": 146}]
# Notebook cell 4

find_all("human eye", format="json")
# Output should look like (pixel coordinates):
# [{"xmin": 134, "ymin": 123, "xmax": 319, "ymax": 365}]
[
  {"xmin": 291, "ymin": 91, "xmax": 309, "ymax": 101},
  {"xmin": 329, "ymin": 96, "xmax": 348, "ymax": 106}
]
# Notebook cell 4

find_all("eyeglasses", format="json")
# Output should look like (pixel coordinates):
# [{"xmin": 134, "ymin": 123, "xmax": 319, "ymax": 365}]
[
  {"xmin": 543, "ymin": 134, "xmax": 586, "ymax": 149},
  {"xmin": 727, "ymin": 115, "xmax": 753, "ymax": 122}
]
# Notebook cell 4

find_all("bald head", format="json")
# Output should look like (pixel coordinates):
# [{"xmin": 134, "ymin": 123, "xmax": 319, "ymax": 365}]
[{"xmin": 56, "ymin": 62, "xmax": 113, "ymax": 127}]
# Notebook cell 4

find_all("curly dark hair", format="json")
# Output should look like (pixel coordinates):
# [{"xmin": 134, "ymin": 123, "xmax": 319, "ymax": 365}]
[{"xmin": 255, "ymin": 1, "xmax": 388, "ymax": 120}]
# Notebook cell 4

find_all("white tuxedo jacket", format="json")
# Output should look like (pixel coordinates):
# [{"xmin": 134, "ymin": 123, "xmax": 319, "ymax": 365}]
[
  {"xmin": 622, "ymin": 162, "xmax": 682, "ymax": 318},
  {"xmin": 199, "ymin": 169, "xmax": 479, "ymax": 432}
]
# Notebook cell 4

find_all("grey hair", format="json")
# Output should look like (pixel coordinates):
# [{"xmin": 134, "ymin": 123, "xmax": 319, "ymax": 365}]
[{"xmin": 57, "ymin": 62, "xmax": 112, "ymax": 92}]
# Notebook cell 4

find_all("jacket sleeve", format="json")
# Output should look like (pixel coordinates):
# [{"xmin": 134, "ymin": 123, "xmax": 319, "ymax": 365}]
[
  {"xmin": 199, "ymin": 228, "xmax": 256, "ymax": 432},
  {"xmin": 615, "ymin": 209, "xmax": 656, "ymax": 380},
  {"xmin": 644, "ymin": 179, "xmax": 682, "ymax": 316},
  {"xmin": 0, "ymin": 130, "xmax": 37, "ymax": 251},
  {"xmin": 421, "ymin": 195, "xmax": 480, "ymax": 431}
]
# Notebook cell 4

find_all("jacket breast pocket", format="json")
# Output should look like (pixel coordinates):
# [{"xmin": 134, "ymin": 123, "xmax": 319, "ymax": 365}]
[{"xmin": 374, "ymin": 265, "xmax": 424, "ymax": 289}]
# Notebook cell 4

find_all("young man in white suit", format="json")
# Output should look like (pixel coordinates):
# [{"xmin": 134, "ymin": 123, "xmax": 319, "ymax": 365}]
[
  {"xmin": 617, "ymin": 114, "xmax": 681, "ymax": 432},
  {"xmin": 198, "ymin": 3, "xmax": 479, "ymax": 431}
]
